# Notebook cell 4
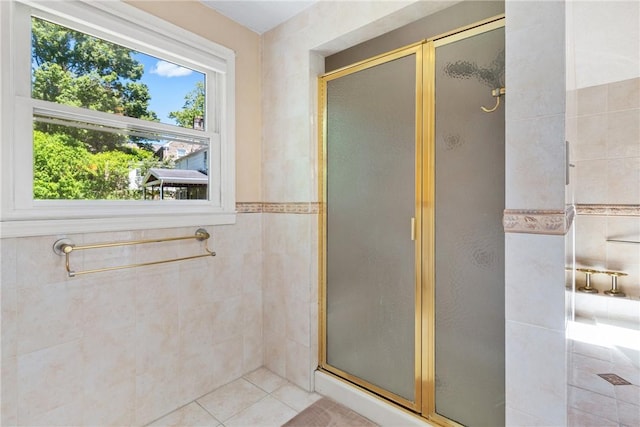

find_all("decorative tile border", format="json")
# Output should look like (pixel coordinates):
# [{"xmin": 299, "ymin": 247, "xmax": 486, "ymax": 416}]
[
  {"xmin": 576, "ymin": 204, "xmax": 640, "ymax": 217},
  {"xmin": 503, "ymin": 206, "xmax": 575, "ymax": 235},
  {"xmin": 236, "ymin": 202, "xmax": 321, "ymax": 214},
  {"xmin": 263, "ymin": 202, "xmax": 321, "ymax": 214},
  {"xmin": 235, "ymin": 202, "xmax": 263, "ymax": 213},
  {"xmin": 242, "ymin": 203, "xmax": 639, "ymax": 230}
]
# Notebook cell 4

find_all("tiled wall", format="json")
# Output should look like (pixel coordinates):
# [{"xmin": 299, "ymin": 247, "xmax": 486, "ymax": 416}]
[
  {"xmin": 264, "ymin": 3, "xmax": 572, "ymax": 427},
  {"xmin": 262, "ymin": 213, "xmax": 318, "ymax": 390},
  {"xmin": 573, "ymin": 77, "xmax": 640, "ymax": 299},
  {"xmin": 504, "ymin": 1, "xmax": 568, "ymax": 425},
  {"xmin": 0, "ymin": 215, "xmax": 262, "ymax": 426},
  {"xmin": 260, "ymin": 0, "xmax": 457, "ymax": 391},
  {"xmin": 1, "ymin": 2, "xmax": 611, "ymax": 426}
]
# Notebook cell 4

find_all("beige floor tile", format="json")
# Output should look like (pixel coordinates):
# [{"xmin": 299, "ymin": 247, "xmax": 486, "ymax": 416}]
[
  {"xmin": 570, "ymin": 368, "xmax": 615, "ymax": 397},
  {"xmin": 197, "ymin": 378, "xmax": 266, "ymax": 422},
  {"xmin": 568, "ymin": 406, "xmax": 618, "ymax": 427},
  {"xmin": 616, "ymin": 384, "xmax": 640, "ymax": 406},
  {"xmin": 272, "ymin": 382, "xmax": 322, "ymax": 412},
  {"xmin": 244, "ymin": 367, "xmax": 288, "ymax": 393},
  {"xmin": 617, "ymin": 400, "xmax": 640, "ymax": 427},
  {"xmin": 569, "ymin": 386, "xmax": 619, "ymax": 422},
  {"xmin": 224, "ymin": 396, "xmax": 297, "ymax": 427},
  {"xmin": 147, "ymin": 402, "xmax": 219, "ymax": 427}
]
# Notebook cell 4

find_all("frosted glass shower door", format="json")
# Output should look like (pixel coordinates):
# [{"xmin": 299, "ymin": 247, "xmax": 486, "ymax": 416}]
[
  {"xmin": 321, "ymin": 47, "xmax": 421, "ymax": 407},
  {"xmin": 432, "ymin": 24, "xmax": 505, "ymax": 426}
]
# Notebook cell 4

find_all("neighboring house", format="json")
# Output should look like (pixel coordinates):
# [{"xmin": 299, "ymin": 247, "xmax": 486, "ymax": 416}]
[
  {"xmin": 175, "ymin": 147, "xmax": 208, "ymax": 175},
  {"xmin": 141, "ymin": 167, "xmax": 208, "ymax": 200},
  {"xmin": 154, "ymin": 140, "xmax": 200, "ymax": 161},
  {"xmin": 145, "ymin": 142, "xmax": 208, "ymax": 199}
]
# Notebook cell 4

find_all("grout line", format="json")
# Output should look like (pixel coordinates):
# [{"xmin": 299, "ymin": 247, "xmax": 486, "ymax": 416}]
[
  {"xmin": 142, "ymin": 400, "xmax": 199, "ymax": 427},
  {"xmin": 147, "ymin": 369, "xmax": 312, "ymax": 427},
  {"xmin": 269, "ymin": 383, "xmax": 302, "ymax": 413},
  {"xmin": 195, "ymin": 400, "xmax": 220, "ymax": 424},
  {"xmin": 568, "ymin": 394, "xmax": 620, "ymax": 424}
]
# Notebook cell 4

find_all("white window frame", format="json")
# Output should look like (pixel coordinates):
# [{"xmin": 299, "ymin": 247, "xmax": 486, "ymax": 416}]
[{"xmin": 0, "ymin": 0, "xmax": 236, "ymax": 238}]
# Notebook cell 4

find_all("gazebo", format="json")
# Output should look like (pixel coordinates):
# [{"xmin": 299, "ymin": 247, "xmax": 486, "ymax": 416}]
[{"xmin": 141, "ymin": 168, "xmax": 208, "ymax": 200}]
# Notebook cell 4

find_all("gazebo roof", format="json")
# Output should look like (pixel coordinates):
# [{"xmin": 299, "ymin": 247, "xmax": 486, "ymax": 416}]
[{"xmin": 142, "ymin": 168, "xmax": 208, "ymax": 186}]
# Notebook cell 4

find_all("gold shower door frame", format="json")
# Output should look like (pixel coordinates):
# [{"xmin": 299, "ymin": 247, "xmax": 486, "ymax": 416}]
[
  {"xmin": 318, "ymin": 41, "xmax": 426, "ymax": 413},
  {"xmin": 318, "ymin": 16, "xmax": 505, "ymax": 426}
]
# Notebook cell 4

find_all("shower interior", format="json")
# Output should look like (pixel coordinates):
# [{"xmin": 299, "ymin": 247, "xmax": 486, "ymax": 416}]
[{"xmin": 319, "ymin": 16, "xmax": 505, "ymax": 426}]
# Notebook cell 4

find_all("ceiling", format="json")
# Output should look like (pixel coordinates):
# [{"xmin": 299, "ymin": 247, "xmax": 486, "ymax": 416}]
[{"xmin": 201, "ymin": 1, "xmax": 318, "ymax": 34}]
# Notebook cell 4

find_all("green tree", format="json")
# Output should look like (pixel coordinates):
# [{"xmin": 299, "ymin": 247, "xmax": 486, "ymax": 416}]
[
  {"xmin": 31, "ymin": 17, "xmax": 158, "ymax": 152},
  {"xmin": 87, "ymin": 148, "xmax": 154, "ymax": 199},
  {"xmin": 33, "ymin": 130, "xmax": 92, "ymax": 199},
  {"xmin": 168, "ymin": 81, "xmax": 205, "ymax": 129},
  {"xmin": 33, "ymin": 130, "xmax": 167, "ymax": 200}
]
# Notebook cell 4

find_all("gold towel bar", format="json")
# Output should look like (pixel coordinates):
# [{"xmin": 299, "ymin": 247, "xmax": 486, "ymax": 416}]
[{"xmin": 53, "ymin": 228, "xmax": 216, "ymax": 277}]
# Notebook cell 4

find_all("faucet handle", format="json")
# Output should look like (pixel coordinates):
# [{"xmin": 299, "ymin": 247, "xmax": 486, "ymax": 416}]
[
  {"xmin": 604, "ymin": 270, "xmax": 627, "ymax": 297},
  {"xmin": 577, "ymin": 268, "xmax": 599, "ymax": 293}
]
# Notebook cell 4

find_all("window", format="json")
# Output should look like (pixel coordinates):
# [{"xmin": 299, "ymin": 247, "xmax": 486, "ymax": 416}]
[{"xmin": 1, "ymin": 0, "xmax": 236, "ymax": 237}]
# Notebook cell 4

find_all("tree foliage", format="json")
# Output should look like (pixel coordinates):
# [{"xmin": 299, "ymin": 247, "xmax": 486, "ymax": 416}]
[
  {"xmin": 34, "ymin": 130, "xmax": 160, "ymax": 200},
  {"xmin": 31, "ymin": 17, "xmax": 158, "ymax": 152},
  {"xmin": 168, "ymin": 81, "xmax": 205, "ymax": 129},
  {"xmin": 30, "ymin": 18, "xmax": 204, "ymax": 200},
  {"xmin": 87, "ymin": 148, "xmax": 155, "ymax": 199},
  {"xmin": 33, "ymin": 131, "xmax": 91, "ymax": 199}
]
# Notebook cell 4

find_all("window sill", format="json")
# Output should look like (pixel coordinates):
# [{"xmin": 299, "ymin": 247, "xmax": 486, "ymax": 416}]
[{"xmin": 0, "ymin": 211, "xmax": 237, "ymax": 238}]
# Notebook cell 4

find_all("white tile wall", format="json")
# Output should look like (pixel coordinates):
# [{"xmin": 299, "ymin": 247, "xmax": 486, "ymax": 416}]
[
  {"xmin": 574, "ymin": 77, "xmax": 640, "ymax": 206},
  {"xmin": 5, "ymin": 1, "xmax": 635, "ymax": 426},
  {"xmin": 262, "ymin": 213, "xmax": 316, "ymax": 389},
  {"xmin": 506, "ymin": 234, "xmax": 567, "ymax": 330},
  {"xmin": 505, "ymin": 115, "xmax": 567, "ymax": 208},
  {"xmin": 0, "ymin": 215, "xmax": 263, "ymax": 426},
  {"xmin": 506, "ymin": 321, "xmax": 567, "ymax": 425},
  {"xmin": 504, "ymin": 1, "xmax": 568, "ymax": 424},
  {"xmin": 573, "ymin": 77, "xmax": 640, "ymax": 301}
]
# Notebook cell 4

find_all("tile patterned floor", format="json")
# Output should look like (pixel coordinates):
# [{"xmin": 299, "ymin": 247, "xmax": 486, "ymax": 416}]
[
  {"xmin": 568, "ymin": 336, "xmax": 640, "ymax": 426},
  {"xmin": 147, "ymin": 344, "xmax": 639, "ymax": 427},
  {"xmin": 146, "ymin": 368, "xmax": 322, "ymax": 427}
]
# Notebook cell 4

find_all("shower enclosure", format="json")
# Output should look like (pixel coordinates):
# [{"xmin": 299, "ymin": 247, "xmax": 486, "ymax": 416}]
[{"xmin": 319, "ymin": 17, "xmax": 505, "ymax": 426}]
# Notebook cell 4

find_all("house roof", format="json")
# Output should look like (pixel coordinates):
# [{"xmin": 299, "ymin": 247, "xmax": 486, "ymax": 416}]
[{"xmin": 142, "ymin": 168, "xmax": 208, "ymax": 186}]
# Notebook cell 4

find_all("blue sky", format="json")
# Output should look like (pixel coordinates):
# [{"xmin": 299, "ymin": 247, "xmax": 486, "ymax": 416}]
[
  {"xmin": 132, "ymin": 52, "xmax": 205, "ymax": 127},
  {"xmin": 31, "ymin": 16, "xmax": 204, "ymax": 129}
]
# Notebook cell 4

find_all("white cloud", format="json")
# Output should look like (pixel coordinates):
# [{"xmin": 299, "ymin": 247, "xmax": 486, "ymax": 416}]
[{"xmin": 150, "ymin": 61, "xmax": 193, "ymax": 78}]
